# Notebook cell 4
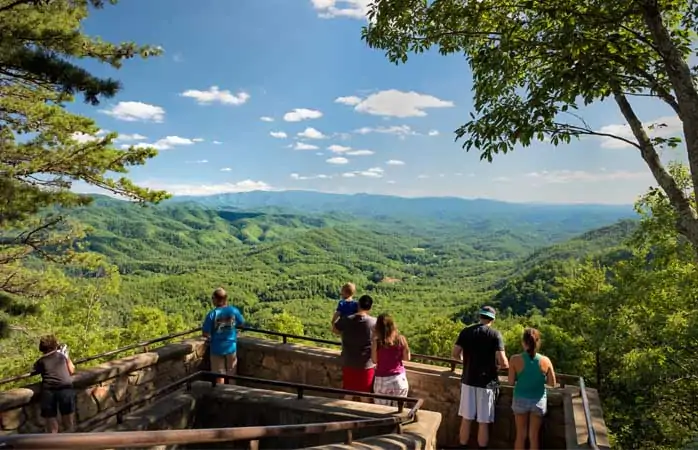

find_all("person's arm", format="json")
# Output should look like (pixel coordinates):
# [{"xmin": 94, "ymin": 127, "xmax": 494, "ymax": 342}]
[
  {"xmin": 202, "ymin": 312, "xmax": 212, "ymax": 339},
  {"xmin": 330, "ymin": 310, "xmax": 340, "ymax": 332},
  {"xmin": 333, "ymin": 315, "xmax": 345, "ymax": 335},
  {"xmin": 371, "ymin": 338, "xmax": 378, "ymax": 365},
  {"xmin": 402, "ymin": 336, "xmax": 411, "ymax": 361},
  {"xmin": 508, "ymin": 354, "xmax": 518, "ymax": 385},
  {"xmin": 65, "ymin": 355, "xmax": 75, "ymax": 376},
  {"xmin": 235, "ymin": 309, "xmax": 246, "ymax": 333},
  {"xmin": 545, "ymin": 357, "xmax": 557, "ymax": 387},
  {"xmin": 452, "ymin": 329, "xmax": 465, "ymax": 362},
  {"xmin": 495, "ymin": 332, "xmax": 509, "ymax": 369}
]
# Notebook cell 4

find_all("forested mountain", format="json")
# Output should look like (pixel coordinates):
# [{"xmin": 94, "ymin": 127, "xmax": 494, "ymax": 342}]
[
  {"xmin": 168, "ymin": 190, "xmax": 635, "ymax": 236},
  {"xmin": 2, "ymin": 191, "xmax": 694, "ymax": 449}
]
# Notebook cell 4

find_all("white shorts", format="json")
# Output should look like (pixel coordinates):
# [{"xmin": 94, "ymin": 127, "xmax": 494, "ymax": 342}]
[{"xmin": 458, "ymin": 383, "xmax": 495, "ymax": 423}]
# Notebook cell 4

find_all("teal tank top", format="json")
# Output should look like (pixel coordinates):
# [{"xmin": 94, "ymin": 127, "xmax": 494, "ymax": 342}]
[{"xmin": 513, "ymin": 353, "xmax": 547, "ymax": 400}]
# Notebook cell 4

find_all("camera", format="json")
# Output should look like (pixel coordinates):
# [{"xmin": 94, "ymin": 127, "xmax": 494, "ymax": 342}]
[{"xmin": 58, "ymin": 343, "xmax": 69, "ymax": 358}]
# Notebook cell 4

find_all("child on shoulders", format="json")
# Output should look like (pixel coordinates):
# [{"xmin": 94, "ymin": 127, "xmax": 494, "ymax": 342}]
[{"xmin": 331, "ymin": 282, "xmax": 357, "ymax": 333}]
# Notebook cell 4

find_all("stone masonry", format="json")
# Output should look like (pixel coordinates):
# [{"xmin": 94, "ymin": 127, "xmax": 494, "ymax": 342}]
[{"xmin": 0, "ymin": 334, "xmax": 609, "ymax": 449}]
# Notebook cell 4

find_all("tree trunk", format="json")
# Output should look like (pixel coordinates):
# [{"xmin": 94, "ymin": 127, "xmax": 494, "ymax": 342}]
[
  {"xmin": 641, "ymin": 2, "xmax": 698, "ymax": 227},
  {"xmin": 614, "ymin": 93, "xmax": 698, "ymax": 249}
]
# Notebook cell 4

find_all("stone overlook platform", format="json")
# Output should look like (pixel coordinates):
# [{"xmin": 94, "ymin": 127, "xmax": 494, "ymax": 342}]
[{"xmin": 0, "ymin": 328, "xmax": 611, "ymax": 449}]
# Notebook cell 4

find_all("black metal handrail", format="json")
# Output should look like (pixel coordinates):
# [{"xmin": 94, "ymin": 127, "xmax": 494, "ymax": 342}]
[
  {"xmin": 0, "ymin": 370, "xmax": 424, "ymax": 449},
  {"xmin": 0, "ymin": 324, "xmax": 598, "ymax": 449}
]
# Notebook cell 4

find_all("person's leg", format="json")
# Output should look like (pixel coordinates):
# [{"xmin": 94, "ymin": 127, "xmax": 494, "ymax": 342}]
[
  {"xmin": 40, "ymin": 390, "xmax": 59, "ymax": 433},
  {"xmin": 359, "ymin": 368, "xmax": 375, "ymax": 403},
  {"xmin": 57, "ymin": 389, "xmax": 76, "ymax": 433},
  {"xmin": 341, "ymin": 367, "xmax": 356, "ymax": 400},
  {"xmin": 458, "ymin": 384, "xmax": 476, "ymax": 446},
  {"xmin": 475, "ymin": 387, "xmax": 495, "ymax": 448},
  {"xmin": 528, "ymin": 398, "xmax": 546, "ymax": 450},
  {"xmin": 528, "ymin": 413, "xmax": 543, "ymax": 450},
  {"xmin": 225, "ymin": 353, "xmax": 238, "ymax": 385},
  {"xmin": 210, "ymin": 354, "xmax": 225, "ymax": 385},
  {"xmin": 511, "ymin": 398, "xmax": 530, "ymax": 450},
  {"xmin": 373, "ymin": 376, "xmax": 390, "ymax": 406}
]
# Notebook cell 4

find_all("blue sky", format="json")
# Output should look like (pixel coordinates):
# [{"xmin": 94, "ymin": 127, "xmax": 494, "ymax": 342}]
[{"xmin": 69, "ymin": 0, "xmax": 685, "ymax": 204}]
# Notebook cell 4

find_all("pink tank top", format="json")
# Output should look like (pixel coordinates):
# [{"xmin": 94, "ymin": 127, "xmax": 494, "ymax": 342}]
[{"xmin": 375, "ymin": 342, "xmax": 405, "ymax": 377}]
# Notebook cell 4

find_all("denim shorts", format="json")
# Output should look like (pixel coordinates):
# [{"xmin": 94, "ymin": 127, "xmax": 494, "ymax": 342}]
[{"xmin": 512, "ymin": 396, "xmax": 547, "ymax": 416}]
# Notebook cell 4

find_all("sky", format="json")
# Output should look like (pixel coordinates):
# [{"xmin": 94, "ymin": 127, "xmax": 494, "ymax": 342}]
[{"xmin": 68, "ymin": 0, "xmax": 686, "ymax": 205}]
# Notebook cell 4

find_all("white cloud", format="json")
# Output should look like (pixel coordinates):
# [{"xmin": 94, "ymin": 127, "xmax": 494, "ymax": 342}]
[
  {"xmin": 386, "ymin": 180, "xmax": 396, "ymax": 184},
  {"xmin": 114, "ymin": 133, "xmax": 147, "ymax": 143},
  {"xmin": 346, "ymin": 149, "xmax": 374, "ymax": 156},
  {"xmin": 417, "ymin": 174, "xmax": 429, "ymax": 179},
  {"xmin": 70, "ymin": 129, "xmax": 108, "ymax": 144},
  {"xmin": 290, "ymin": 173, "xmax": 331, "ymax": 180},
  {"xmin": 180, "ymin": 86, "xmax": 250, "ymax": 106},
  {"xmin": 186, "ymin": 159, "xmax": 208, "ymax": 164},
  {"xmin": 597, "ymin": 115, "xmax": 682, "ymax": 149},
  {"xmin": 525, "ymin": 169, "xmax": 651, "ymax": 184},
  {"xmin": 311, "ymin": 0, "xmax": 369, "ymax": 19},
  {"xmin": 283, "ymin": 108, "xmax": 323, "ymax": 122},
  {"xmin": 293, "ymin": 142, "xmax": 319, "ymax": 150},
  {"xmin": 297, "ymin": 127, "xmax": 326, "ymax": 139},
  {"xmin": 343, "ymin": 167, "xmax": 385, "ymax": 178},
  {"xmin": 220, "ymin": 167, "xmax": 232, "ymax": 172},
  {"xmin": 122, "ymin": 135, "xmax": 198, "ymax": 151},
  {"xmin": 335, "ymin": 96, "xmax": 362, "ymax": 106},
  {"xmin": 386, "ymin": 159, "xmax": 405, "ymax": 165},
  {"xmin": 428, "ymin": 130, "xmax": 440, "ymax": 136},
  {"xmin": 326, "ymin": 144, "xmax": 373, "ymax": 155},
  {"xmin": 212, "ymin": 140, "xmax": 223, "ymax": 145},
  {"xmin": 359, "ymin": 167, "xmax": 384, "ymax": 178},
  {"xmin": 270, "ymin": 131, "xmax": 288, "ymax": 139},
  {"xmin": 354, "ymin": 125, "xmax": 416, "ymax": 138},
  {"xmin": 339, "ymin": 90, "xmax": 454, "ymax": 118},
  {"xmin": 101, "ymin": 101, "xmax": 165, "ymax": 122},
  {"xmin": 138, "ymin": 179, "xmax": 272, "ymax": 196},
  {"xmin": 328, "ymin": 144, "xmax": 352, "ymax": 153},
  {"xmin": 260, "ymin": 116, "xmax": 274, "ymax": 122},
  {"xmin": 327, "ymin": 156, "xmax": 349, "ymax": 164}
]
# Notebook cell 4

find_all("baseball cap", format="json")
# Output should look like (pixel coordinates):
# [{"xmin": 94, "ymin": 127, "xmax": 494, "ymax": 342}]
[{"xmin": 479, "ymin": 306, "xmax": 496, "ymax": 320}]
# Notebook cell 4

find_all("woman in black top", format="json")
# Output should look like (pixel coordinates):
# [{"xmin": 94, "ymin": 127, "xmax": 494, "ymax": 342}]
[{"xmin": 33, "ymin": 335, "xmax": 76, "ymax": 433}]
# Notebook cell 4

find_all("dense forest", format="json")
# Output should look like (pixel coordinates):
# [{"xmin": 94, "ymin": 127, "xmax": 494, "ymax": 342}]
[{"xmin": 1, "ymin": 185, "xmax": 696, "ymax": 449}]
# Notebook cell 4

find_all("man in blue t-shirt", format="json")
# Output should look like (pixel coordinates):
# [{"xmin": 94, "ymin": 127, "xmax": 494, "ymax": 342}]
[{"xmin": 202, "ymin": 287, "xmax": 245, "ymax": 385}]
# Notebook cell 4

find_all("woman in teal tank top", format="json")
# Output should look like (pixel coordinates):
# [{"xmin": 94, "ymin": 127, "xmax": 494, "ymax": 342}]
[{"xmin": 508, "ymin": 328, "xmax": 557, "ymax": 450}]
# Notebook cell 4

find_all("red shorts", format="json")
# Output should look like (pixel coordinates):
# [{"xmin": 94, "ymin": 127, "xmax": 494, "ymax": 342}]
[{"xmin": 342, "ymin": 367, "xmax": 375, "ymax": 392}]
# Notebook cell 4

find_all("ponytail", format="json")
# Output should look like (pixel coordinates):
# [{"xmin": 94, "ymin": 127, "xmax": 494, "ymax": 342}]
[{"xmin": 522, "ymin": 328, "xmax": 541, "ymax": 359}]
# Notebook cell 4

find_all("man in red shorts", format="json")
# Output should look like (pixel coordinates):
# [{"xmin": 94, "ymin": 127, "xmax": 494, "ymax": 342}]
[{"xmin": 333, "ymin": 294, "xmax": 376, "ymax": 401}]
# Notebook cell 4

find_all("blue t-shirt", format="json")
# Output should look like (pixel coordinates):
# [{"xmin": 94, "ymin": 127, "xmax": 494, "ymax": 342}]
[
  {"xmin": 336, "ymin": 299, "xmax": 358, "ymax": 317},
  {"xmin": 202, "ymin": 305, "xmax": 245, "ymax": 356}
]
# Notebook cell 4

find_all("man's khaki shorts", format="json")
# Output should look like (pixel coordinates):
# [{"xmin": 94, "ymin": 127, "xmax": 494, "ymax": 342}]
[{"xmin": 210, "ymin": 353, "xmax": 238, "ymax": 375}]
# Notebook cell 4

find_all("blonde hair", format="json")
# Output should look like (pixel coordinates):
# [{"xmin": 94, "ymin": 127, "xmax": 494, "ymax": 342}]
[
  {"xmin": 340, "ymin": 283, "xmax": 356, "ymax": 299},
  {"xmin": 212, "ymin": 287, "xmax": 228, "ymax": 307}
]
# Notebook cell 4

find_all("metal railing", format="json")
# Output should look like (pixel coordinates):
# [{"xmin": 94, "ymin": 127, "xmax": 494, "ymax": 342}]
[
  {"xmin": 0, "ymin": 370, "xmax": 424, "ymax": 449},
  {"xmin": 0, "ymin": 325, "xmax": 598, "ymax": 448}
]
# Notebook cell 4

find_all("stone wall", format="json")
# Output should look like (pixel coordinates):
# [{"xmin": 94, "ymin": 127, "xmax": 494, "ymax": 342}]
[
  {"xmin": 0, "ymin": 338, "xmax": 207, "ymax": 435},
  {"xmin": 0, "ymin": 334, "xmax": 609, "ymax": 449},
  {"xmin": 235, "ymin": 336, "xmax": 607, "ymax": 449}
]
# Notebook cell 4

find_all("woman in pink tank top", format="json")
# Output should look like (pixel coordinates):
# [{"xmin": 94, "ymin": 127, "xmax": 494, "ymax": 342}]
[{"xmin": 371, "ymin": 313, "xmax": 411, "ymax": 406}]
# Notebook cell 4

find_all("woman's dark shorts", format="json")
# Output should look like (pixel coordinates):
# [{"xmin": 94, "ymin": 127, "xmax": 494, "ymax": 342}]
[{"xmin": 40, "ymin": 387, "xmax": 75, "ymax": 418}]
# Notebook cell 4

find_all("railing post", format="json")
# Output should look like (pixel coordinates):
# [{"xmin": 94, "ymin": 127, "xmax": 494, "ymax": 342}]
[
  {"xmin": 297, "ymin": 387, "xmax": 304, "ymax": 399},
  {"xmin": 450, "ymin": 361, "xmax": 456, "ymax": 372},
  {"xmin": 116, "ymin": 412, "xmax": 123, "ymax": 425},
  {"xmin": 395, "ymin": 423, "xmax": 403, "ymax": 434},
  {"xmin": 283, "ymin": 335, "xmax": 288, "ymax": 344},
  {"xmin": 344, "ymin": 429, "xmax": 353, "ymax": 445},
  {"xmin": 397, "ymin": 400, "xmax": 404, "ymax": 413},
  {"xmin": 248, "ymin": 439, "xmax": 259, "ymax": 450}
]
